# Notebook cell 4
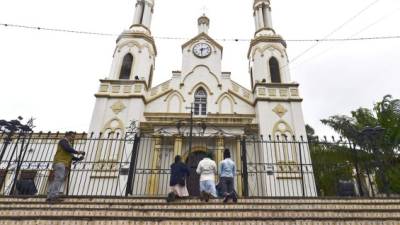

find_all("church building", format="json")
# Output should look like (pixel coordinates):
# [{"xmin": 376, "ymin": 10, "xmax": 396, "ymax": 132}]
[{"xmin": 88, "ymin": 0, "xmax": 315, "ymax": 197}]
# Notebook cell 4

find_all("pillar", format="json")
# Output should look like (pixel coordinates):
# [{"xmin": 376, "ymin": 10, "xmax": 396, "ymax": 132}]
[
  {"xmin": 133, "ymin": 1, "xmax": 144, "ymax": 24},
  {"xmin": 142, "ymin": 3, "xmax": 152, "ymax": 28},
  {"xmin": 235, "ymin": 137, "xmax": 243, "ymax": 197},
  {"xmin": 257, "ymin": 7, "xmax": 265, "ymax": 29},
  {"xmin": 215, "ymin": 135, "xmax": 224, "ymax": 166},
  {"xmin": 254, "ymin": 13, "xmax": 260, "ymax": 31},
  {"xmin": 264, "ymin": 6, "xmax": 273, "ymax": 29},
  {"xmin": 147, "ymin": 134, "xmax": 162, "ymax": 195},
  {"xmin": 173, "ymin": 135, "xmax": 183, "ymax": 157}
]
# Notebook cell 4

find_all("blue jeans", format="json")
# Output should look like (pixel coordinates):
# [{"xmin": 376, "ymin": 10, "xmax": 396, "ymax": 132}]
[{"xmin": 199, "ymin": 180, "xmax": 217, "ymax": 197}]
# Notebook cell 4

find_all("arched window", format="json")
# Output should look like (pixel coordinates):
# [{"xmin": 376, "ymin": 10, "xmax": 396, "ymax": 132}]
[
  {"xmin": 194, "ymin": 88, "xmax": 207, "ymax": 116},
  {"xmin": 119, "ymin": 53, "xmax": 133, "ymax": 80},
  {"xmin": 250, "ymin": 68, "xmax": 254, "ymax": 89},
  {"xmin": 269, "ymin": 57, "xmax": 281, "ymax": 83},
  {"xmin": 148, "ymin": 66, "xmax": 154, "ymax": 88}
]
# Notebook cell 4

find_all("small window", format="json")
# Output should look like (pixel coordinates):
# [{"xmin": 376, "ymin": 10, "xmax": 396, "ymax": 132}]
[
  {"xmin": 194, "ymin": 88, "xmax": 207, "ymax": 116},
  {"xmin": 119, "ymin": 54, "xmax": 133, "ymax": 80},
  {"xmin": 269, "ymin": 57, "xmax": 281, "ymax": 83}
]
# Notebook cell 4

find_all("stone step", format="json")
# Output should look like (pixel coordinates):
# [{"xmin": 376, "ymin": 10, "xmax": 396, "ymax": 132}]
[
  {"xmin": 1, "ymin": 207, "xmax": 399, "ymax": 219},
  {"xmin": 1, "ymin": 196, "xmax": 400, "ymax": 204},
  {"xmin": 1, "ymin": 202, "xmax": 400, "ymax": 211},
  {"xmin": 1, "ymin": 197, "xmax": 399, "ymax": 225},
  {"xmin": 1, "ymin": 219, "xmax": 400, "ymax": 225}
]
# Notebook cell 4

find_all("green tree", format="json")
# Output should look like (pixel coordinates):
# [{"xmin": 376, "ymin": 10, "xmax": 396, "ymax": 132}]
[{"xmin": 319, "ymin": 95, "xmax": 400, "ymax": 194}]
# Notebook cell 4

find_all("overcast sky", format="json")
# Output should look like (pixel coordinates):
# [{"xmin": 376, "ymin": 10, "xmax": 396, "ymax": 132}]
[{"xmin": 1, "ymin": 0, "xmax": 399, "ymax": 135}]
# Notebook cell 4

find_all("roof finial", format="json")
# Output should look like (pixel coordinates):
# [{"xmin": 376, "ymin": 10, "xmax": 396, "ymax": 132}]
[{"xmin": 198, "ymin": 14, "xmax": 210, "ymax": 34}]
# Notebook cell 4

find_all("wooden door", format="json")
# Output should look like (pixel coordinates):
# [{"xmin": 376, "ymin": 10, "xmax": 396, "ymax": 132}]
[{"xmin": 186, "ymin": 151, "xmax": 207, "ymax": 196}]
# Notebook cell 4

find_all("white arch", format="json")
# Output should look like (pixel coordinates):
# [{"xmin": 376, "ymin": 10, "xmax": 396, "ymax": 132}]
[
  {"xmin": 188, "ymin": 82, "xmax": 214, "ymax": 96},
  {"xmin": 182, "ymin": 65, "xmax": 221, "ymax": 86}
]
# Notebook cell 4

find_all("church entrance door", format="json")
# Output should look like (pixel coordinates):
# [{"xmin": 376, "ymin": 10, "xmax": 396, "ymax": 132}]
[{"xmin": 186, "ymin": 151, "xmax": 207, "ymax": 196}]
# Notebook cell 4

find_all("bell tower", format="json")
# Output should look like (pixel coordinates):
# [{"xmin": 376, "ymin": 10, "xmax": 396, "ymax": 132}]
[
  {"xmin": 249, "ymin": 0, "xmax": 307, "ymax": 139},
  {"xmin": 89, "ymin": 0, "xmax": 157, "ymax": 133},
  {"xmin": 107, "ymin": 0, "xmax": 156, "ymax": 87},
  {"xmin": 249, "ymin": 0, "xmax": 316, "ymax": 197}
]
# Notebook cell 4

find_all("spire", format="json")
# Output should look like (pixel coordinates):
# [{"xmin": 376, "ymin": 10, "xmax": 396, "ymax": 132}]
[
  {"xmin": 253, "ymin": 0, "xmax": 274, "ymax": 35},
  {"xmin": 198, "ymin": 14, "xmax": 210, "ymax": 34},
  {"xmin": 132, "ymin": 0, "xmax": 154, "ymax": 29}
]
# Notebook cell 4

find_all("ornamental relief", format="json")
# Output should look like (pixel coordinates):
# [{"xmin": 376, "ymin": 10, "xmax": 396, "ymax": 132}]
[
  {"xmin": 273, "ymin": 104, "xmax": 287, "ymax": 118},
  {"xmin": 99, "ymin": 85, "xmax": 109, "ymax": 93},
  {"xmin": 258, "ymin": 88, "xmax": 266, "ymax": 96},
  {"xmin": 111, "ymin": 101, "xmax": 126, "ymax": 115},
  {"xmin": 279, "ymin": 88, "xmax": 288, "ymax": 97},
  {"xmin": 134, "ymin": 84, "xmax": 142, "ymax": 93},
  {"xmin": 268, "ymin": 88, "xmax": 277, "ymax": 97},
  {"xmin": 111, "ymin": 85, "xmax": 120, "ymax": 93}
]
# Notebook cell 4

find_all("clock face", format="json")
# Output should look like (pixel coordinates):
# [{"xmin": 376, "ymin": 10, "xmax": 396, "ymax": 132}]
[{"xmin": 193, "ymin": 43, "xmax": 211, "ymax": 58}]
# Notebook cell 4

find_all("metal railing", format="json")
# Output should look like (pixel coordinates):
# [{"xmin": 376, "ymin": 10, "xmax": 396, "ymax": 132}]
[{"xmin": 0, "ymin": 131, "xmax": 398, "ymax": 198}]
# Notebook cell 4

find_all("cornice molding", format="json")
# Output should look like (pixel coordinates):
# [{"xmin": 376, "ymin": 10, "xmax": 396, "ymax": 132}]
[
  {"xmin": 99, "ymin": 79, "xmax": 149, "ymax": 90},
  {"xmin": 182, "ymin": 32, "xmax": 223, "ymax": 52},
  {"xmin": 146, "ymin": 89, "xmax": 173, "ymax": 104},
  {"xmin": 94, "ymin": 94, "xmax": 146, "ymax": 102},
  {"xmin": 228, "ymin": 90, "xmax": 253, "ymax": 106},
  {"xmin": 117, "ymin": 31, "xmax": 157, "ymax": 56},
  {"xmin": 254, "ymin": 97, "xmax": 303, "ymax": 106},
  {"xmin": 248, "ymin": 35, "xmax": 287, "ymax": 58},
  {"xmin": 253, "ymin": 82, "xmax": 299, "ymax": 90}
]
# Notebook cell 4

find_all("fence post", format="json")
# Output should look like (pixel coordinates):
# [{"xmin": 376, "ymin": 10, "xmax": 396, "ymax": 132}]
[
  {"xmin": 0, "ymin": 131, "xmax": 14, "ymax": 163},
  {"xmin": 125, "ymin": 134, "xmax": 140, "ymax": 196},
  {"xmin": 350, "ymin": 142, "xmax": 364, "ymax": 197},
  {"xmin": 11, "ymin": 132, "xmax": 34, "ymax": 195},
  {"xmin": 298, "ymin": 137, "xmax": 305, "ymax": 197},
  {"xmin": 240, "ymin": 136, "xmax": 249, "ymax": 197}
]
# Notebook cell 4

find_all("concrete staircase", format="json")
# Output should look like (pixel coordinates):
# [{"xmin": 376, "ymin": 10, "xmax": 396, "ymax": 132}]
[{"xmin": 0, "ymin": 196, "xmax": 399, "ymax": 224}]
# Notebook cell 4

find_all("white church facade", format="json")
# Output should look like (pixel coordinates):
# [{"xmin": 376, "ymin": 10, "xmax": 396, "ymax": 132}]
[{"xmin": 87, "ymin": 0, "xmax": 317, "ymax": 197}]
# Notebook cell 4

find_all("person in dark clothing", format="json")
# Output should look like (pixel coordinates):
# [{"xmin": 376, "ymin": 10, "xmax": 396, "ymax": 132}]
[{"xmin": 167, "ymin": 155, "xmax": 190, "ymax": 202}]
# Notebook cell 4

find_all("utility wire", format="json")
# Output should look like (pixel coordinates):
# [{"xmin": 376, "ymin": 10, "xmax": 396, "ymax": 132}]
[
  {"xmin": 291, "ymin": 6, "xmax": 400, "ymax": 70},
  {"xmin": 1, "ymin": 22, "xmax": 400, "ymax": 43},
  {"xmin": 0, "ymin": 23, "xmax": 115, "ymax": 36},
  {"xmin": 287, "ymin": 0, "xmax": 382, "ymax": 64}
]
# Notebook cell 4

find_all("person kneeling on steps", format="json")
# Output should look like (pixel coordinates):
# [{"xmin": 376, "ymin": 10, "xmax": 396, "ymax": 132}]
[
  {"xmin": 196, "ymin": 152, "xmax": 217, "ymax": 202},
  {"xmin": 167, "ymin": 155, "xmax": 190, "ymax": 203},
  {"xmin": 219, "ymin": 148, "xmax": 238, "ymax": 203}
]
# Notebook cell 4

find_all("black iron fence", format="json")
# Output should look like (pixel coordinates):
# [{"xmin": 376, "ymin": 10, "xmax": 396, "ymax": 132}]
[{"xmin": 0, "ymin": 131, "xmax": 398, "ymax": 198}]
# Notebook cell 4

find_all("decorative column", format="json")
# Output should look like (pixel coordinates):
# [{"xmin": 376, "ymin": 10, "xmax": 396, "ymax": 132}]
[
  {"xmin": 173, "ymin": 135, "xmax": 183, "ymax": 157},
  {"xmin": 235, "ymin": 137, "xmax": 243, "ymax": 197},
  {"xmin": 142, "ymin": 2, "xmax": 153, "ymax": 28},
  {"xmin": 215, "ymin": 135, "xmax": 224, "ymax": 167},
  {"xmin": 254, "ymin": 13, "xmax": 260, "ymax": 31},
  {"xmin": 133, "ymin": 1, "xmax": 144, "ymax": 24},
  {"xmin": 147, "ymin": 134, "xmax": 162, "ymax": 195},
  {"xmin": 263, "ymin": 5, "xmax": 273, "ymax": 29},
  {"xmin": 257, "ymin": 7, "xmax": 265, "ymax": 29}
]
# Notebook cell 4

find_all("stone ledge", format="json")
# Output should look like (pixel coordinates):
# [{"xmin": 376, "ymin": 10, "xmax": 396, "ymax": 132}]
[
  {"xmin": 1, "ymin": 203, "xmax": 399, "ymax": 210},
  {"xmin": 1, "ymin": 216, "xmax": 400, "ymax": 223},
  {"xmin": 1, "ymin": 209, "xmax": 399, "ymax": 219},
  {"xmin": 1, "ymin": 196, "xmax": 399, "ymax": 204}
]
